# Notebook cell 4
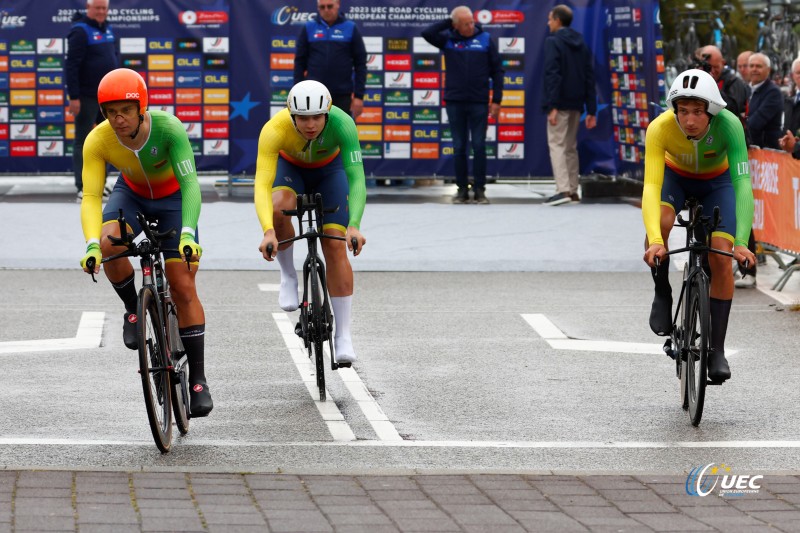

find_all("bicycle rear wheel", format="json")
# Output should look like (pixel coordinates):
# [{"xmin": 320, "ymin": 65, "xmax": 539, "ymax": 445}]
[
  {"xmin": 685, "ymin": 275, "xmax": 710, "ymax": 426},
  {"xmin": 138, "ymin": 286, "xmax": 173, "ymax": 452},
  {"xmin": 309, "ymin": 261, "xmax": 326, "ymax": 401}
]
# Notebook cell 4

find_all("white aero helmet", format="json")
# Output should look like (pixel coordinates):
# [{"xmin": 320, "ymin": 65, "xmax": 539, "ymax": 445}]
[
  {"xmin": 287, "ymin": 80, "xmax": 332, "ymax": 115},
  {"xmin": 666, "ymin": 69, "xmax": 726, "ymax": 116}
]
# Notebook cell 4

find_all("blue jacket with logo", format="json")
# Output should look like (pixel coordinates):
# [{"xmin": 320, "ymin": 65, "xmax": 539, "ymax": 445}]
[
  {"xmin": 66, "ymin": 12, "xmax": 118, "ymax": 100},
  {"xmin": 421, "ymin": 19, "xmax": 504, "ymax": 104},
  {"xmin": 294, "ymin": 13, "xmax": 367, "ymax": 99}
]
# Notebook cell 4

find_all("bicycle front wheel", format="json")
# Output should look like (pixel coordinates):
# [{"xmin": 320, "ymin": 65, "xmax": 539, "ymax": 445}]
[
  {"xmin": 309, "ymin": 261, "xmax": 326, "ymax": 401},
  {"xmin": 138, "ymin": 286, "xmax": 173, "ymax": 452},
  {"xmin": 685, "ymin": 275, "xmax": 710, "ymax": 427}
]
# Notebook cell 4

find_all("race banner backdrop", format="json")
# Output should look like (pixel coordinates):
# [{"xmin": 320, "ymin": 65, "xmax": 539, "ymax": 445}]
[
  {"xmin": 0, "ymin": 0, "xmax": 663, "ymax": 177},
  {"xmin": 0, "ymin": 0, "xmax": 230, "ymax": 173},
  {"xmin": 749, "ymin": 148, "xmax": 800, "ymax": 255}
]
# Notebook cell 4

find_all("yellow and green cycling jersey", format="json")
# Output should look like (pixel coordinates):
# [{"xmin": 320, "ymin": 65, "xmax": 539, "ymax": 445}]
[
  {"xmin": 80, "ymin": 111, "xmax": 201, "ymax": 244},
  {"xmin": 642, "ymin": 108, "xmax": 753, "ymax": 247},
  {"xmin": 254, "ymin": 106, "xmax": 366, "ymax": 233}
]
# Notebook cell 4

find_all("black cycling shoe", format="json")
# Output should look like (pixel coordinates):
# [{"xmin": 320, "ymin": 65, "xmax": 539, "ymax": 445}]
[
  {"xmin": 190, "ymin": 381, "xmax": 213, "ymax": 417},
  {"xmin": 123, "ymin": 313, "xmax": 138, "ymax": 350},
  {"xmin": 708, "ymin": 351, "xmax": 731, "ymax": 382},
  {"xmin": 649, "ymin": 292, "xmax": 673, "ymax": 336}
]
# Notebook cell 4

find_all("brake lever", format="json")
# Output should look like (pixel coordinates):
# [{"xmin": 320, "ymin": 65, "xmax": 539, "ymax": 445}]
[
  {"xmin": 85, "ymin": 257, "xmax": 98, "ymax": 283},
  {"xmin": 183, "ymin": 245, "xmax": 193, "ymax": 270}
]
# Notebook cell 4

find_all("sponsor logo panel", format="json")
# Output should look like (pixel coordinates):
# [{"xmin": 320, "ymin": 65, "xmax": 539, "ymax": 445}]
[
  {"xmin": 355, "ymin": 107, "xmax": 382, "ymax": 124},
  {"xmin": 384, "ymin": 54, "xmax": 411, "ymax": 71},
  {"xmin": 413, "ymin": 72, "xmax": 440, "ymax": 89},
  {"xmin": 38, "ymin": 140, "xmax": 63, "ymax": 156},
  {"xmin": 36, "ymin": 55, "xmax": 61, "ymax": 70},
  {"xmin": 176, "ymin": 106, "xmax": 202, "ymax": 122},
  {"xmin": 0, "ymin": 124, "xmax": 7, "ymax": 139},
  {"xmin": 9, "ymin": 57, "xmax": 35, "ymax": 71},
  {"xmin": 270, "ymin": 53, "xmax": 294, "ymax": 70},
  {"xmin": 120, "ymin": 38, "xmax": 146, "ymax": 54},
  {"xmin": 501, "ymin": 90, "xmax": 525, "ymax": 107},
  {"xmin": 176, "ymin": 72, "xmax": 202, "ymax": 87},
  {"xmin": 504, "ymin": 74, "xmax": 524, "ymax": 87},
  {"xmin": 498, "ymin": 142, "xmax": 524, "ymax": 159},
  {"xmin": 203, "ymin": 105, "xmax": 229, "ymax": 121},
  {"xmin": 413, "ymin": 107, "xmax": 439, "ymax": 123},
  {"xmin": 383, "ymin": 106, "xmax": 411, "ymax": 123},
  {"xmin": 384, "ymin": 72, "xmax": 411, "ymax": 89},
  {"xmin": 383, "ymin": 125, "xmax": 410, "ymax": 142},
  {"xmin": 176, "ymin": 89, "xmax": 202, "ymax": 104},
  {"xmin": 356, "ymin": 124, "xmax": 382, "ymax": 141},
  {"xmin": 183, "ymin": 122, "xmax": 202, "ymax": 139},
  {"xmin": 11, "ymin": 141, "xmax": 36, "ymax": 156},
  {"xmin": 37, "ymin": 73, "xmax": 63, "ymax": 88},
  {"xmin": 499, "ymin": 37, "xmax": 525, "ymax": 54},
  {"xmin": 148, "ymin": 39, "xmax": 173, "ymax": 52},
  {"xmin": 37, "ymin": 38, "xmax": 63, "ymax": 55},
  {"xmin": 203, "ymin": 72, "xmax": 228, "ymax": 86},
  {"xmin": 499, "ymin": 108, "xmax": 525, "ymax": 124},
  {"xmin": 413, "ymin": 125, "xmax": 439, "ymax": 141},
  {"xmin": 10, "ymin": 123, "xmax": 36, "ymax": 140},
  {"xmin": 384, "ymin": 90, "xmax": 411, "ymax": 105},
  {"xmin": 360, "ymin": 142, "xmax": 382, "ymax": 158},
  {"xmin": 11, "ymin": 90, "xmax": 36, "ymax": 106},
  {"xmin": 203, "ymin": 139, "xmax": 229, "ymax": 155},
  {"xmin": 204, "ymin": 54, "xmax": 228, "ymax": 70},
  {"xmin": 148, "ymin": 54, "xmax": 174, "ymax": 71},
  {"xmin": 177, "ymin": 38, "xmax": 200, "ymax": 51},
  {"xmin": 366, "ymin": 54, "xmax": 383, "ymax": 70},
  {"xmin": 10, "ymin": 72, "xmax": 35, "ymax": 89},
  {"xmin": 271, "ymin": 37, "xmax": 296, "ymax": 50},
  {"xmin": 203, "ymin": 88, "xmax": 229, "ymax": 104},
  {"xmin": 203, "ymin": 123, "xmax": 229, "ymax": 138},
  {"xmin": 412, "ymin": 142, "xmax": 438, "ymax": 159},
  {"xmin": 365, "ymin": 72, "xmax": 382, "ymax": 87},
  {"xmin": 10, "ymin": 40, "xmax": 35, "ymax": 53},
  {"xmin": 270, "ymin": 74, "xmax": 293, "ymax": 87},
  {"xmin": 203, "ymin": 37, "xmax": 229, "ymax": 53},
  {"xmin": 412, "ymin": 37, "xmax": 438, "ymax": 53},
  {"xmin": 121, "ymin": 55, "xmax": 146, "ymax": 69},
  {"xmin": 176, "ymin": 54, "xmax": 202, "ymax": 69},
  {"xmin": 148, "ymin": 72, "xmax": 174, "ymax": 87},
  {"xmin": 363, "ymin": 36, "xmax": 383, "ymax": 53},
  {"xmin": 414, "ymin": 54, "xmax": 440, "ymax": 71},
  {"xmin": 149, "ymin": 88, "xmax": 174, "ymax": 104},
  {"xmin": 413, "ymin": 89, "xmax": 440, "ymax": 106},
  {"xmin": 383, "ymin": 142, "xmax": 410, "ymax": 159}
]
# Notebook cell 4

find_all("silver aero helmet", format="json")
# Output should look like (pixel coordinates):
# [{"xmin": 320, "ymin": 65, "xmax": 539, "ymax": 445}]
[
  {"xmin": 287, "ymin": 80, "xmax": 332, "ymax": 116},
  {"xmin": 666, "ymin": 69, "xmax": 726, "ymax": 116}
]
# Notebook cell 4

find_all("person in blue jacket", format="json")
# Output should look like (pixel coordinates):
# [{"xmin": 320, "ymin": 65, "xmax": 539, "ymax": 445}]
[
  {"xmin": 422, "ymin": 6, "xmax": 504, "ymax": 205},
  {"xmin": 294, "ymin": 0, "xmax": 367, "ymax": 119},
  {"xmin": 66, "ymin": 0, "xmax": 118, "ymax": 199},
  {"xmin": 541, "ymin": 4, "xmax": 596, "ymax": 206}
]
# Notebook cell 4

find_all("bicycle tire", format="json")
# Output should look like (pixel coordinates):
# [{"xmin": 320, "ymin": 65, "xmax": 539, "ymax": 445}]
[
  {"xmin": 685, "ymin": 274, "xmax": 710, "ymax": 427},
  {"xmin": 309, "ymin": 261, "xmax": 326, "ymax": 402},
  {"xmin": 165, "ymin": 305, "xmax": 190, "ymax": 435},
  {"xmin": 678, "ymin": 266, "xmax": 689, "ymax": 410},
  {"xmin": 137, "ymin": 286, "xmax": 173, "ymax": 452}
]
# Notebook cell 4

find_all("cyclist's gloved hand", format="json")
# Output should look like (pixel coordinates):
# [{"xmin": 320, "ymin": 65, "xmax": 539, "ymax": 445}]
[
  {"xmin": 80, "ymin": 243, "xmax": 101, "ymax": 273},
  {"xmin": 179, "ymin": 233, "xmax": 202, "ymax": 262}
]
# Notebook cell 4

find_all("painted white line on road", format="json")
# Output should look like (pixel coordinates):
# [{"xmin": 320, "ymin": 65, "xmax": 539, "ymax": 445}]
[
  {"xmin": 522, "ymin": 313, "xmax": 738, "ymax": 356},
  {"xmin": 335, "ymin": 362, "xmax": 403, "ymax": 441},
  {"xmin": 258, "ymin": 283, "xmax": 280, "ymax": 292},
  {"xmin": 1, "ymin": 438, "xmax": 800, "ymax": 449},
  {"xmin": 0, "ymin": 312, "xmax": 105, "ymax": 354},
  {"xmin": 272, "ymin": 312, "xmax": 355, "ymax": 442}
]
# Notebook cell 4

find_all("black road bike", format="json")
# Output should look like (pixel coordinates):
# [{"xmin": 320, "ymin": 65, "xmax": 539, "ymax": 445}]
[
  {"xmin": 87, "ymin": 210, "xmax": 191, "ymax": 452},
  {"xmin": 661, "ymin": 199, "xmax": 739, "ymax": 427},
  {"xmin": 274, "ymin": 193, "xmax": 358, "ymax": 402}
]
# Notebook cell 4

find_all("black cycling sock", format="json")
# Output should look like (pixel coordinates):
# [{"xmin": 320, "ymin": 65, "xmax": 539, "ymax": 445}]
[
  {"xmin": 111, "ymin": 273, "xmax": 137, "ymax": 314},
  {"xmin": 710, "ymin": 298, "xmax": 732, "ymax": 357},
  {"xmin": 180, "ymin": 324, "xmax": 206, "ymax": 384},
  {"xmin": 650, "ymin": 256, "xmax": 672, "ymax": 296}
]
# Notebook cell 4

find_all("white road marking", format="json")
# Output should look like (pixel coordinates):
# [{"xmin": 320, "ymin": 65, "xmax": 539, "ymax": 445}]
[
  {"xmin": 272, "ymin": 312, "xmax": 355, "ymax": 441},
  {"xmin": 258, "ymin": 283, "xmax": 281, "ymax": 292},
  {"xmin": 522, "ymin": 314, "xmax": 737, "ymax": 355},
  {"xmin": 1, "ymin": 437, "xmax": 799, "ymax": 449},
  {"xmin": 0, "ymin": 312, "xmax": 105, "ymax": 354}
]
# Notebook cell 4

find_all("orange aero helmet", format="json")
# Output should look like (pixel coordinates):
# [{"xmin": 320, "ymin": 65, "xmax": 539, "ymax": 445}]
[{"xmin": 97, "ymin": 68, "xmax": 148, "ymax": 113}]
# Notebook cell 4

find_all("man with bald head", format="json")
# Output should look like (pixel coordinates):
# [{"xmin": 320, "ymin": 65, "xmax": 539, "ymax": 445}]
[
  {"xmin": 696, "ymin": 45, "xmax": 748, "ymax": 122},
  {"xmin": 737, "ymin": 50, "xmax": 753, "ymax": 83}
]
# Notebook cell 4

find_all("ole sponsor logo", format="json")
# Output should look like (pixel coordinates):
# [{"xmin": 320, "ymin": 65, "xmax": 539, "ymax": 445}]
[
  {"xmin": 176, "ymin": 106, "xmax": 202, "ymax": 121},
  {"xmin": 148, "ymin": 39, "xmax": 173, "ymax": 51},
  {"xmin": 148, "ymin": 55, "xmax": 174, "ymax": 71},
  {"xmin": 356, "ymin": 124, "xmax": 382, "ymax": 141},
  {"xmin": 11, "ymin": 90, "xmax": 35, "ymax": 106},
  {"xmin": 37, "ymin": 90, "xmax": 63, "ymax": 106},
  {"xmin": 384, "ymin": 125, "xmax": 410, "ymax": 142},
  {"xmin": 413, "ymin": 72, "xmax": 439, "ymax": 89},
  {"xmin": 504, "ymin": 75, "xmax": 524, "ymax": 87},
  {"xmin": 203, "ymin": 123, "xmax": 229, "ymax": 138},
  {"xmin": 204, "ymin": 105, "xmax": 229, "ymax": 121},
  {"xmin": 412, "ymin": 143, "xmax": 438, "ymax": 159},
  {"xmin": 271, "ymin": 37, "xmax": 296, "ymax": 50},
  {"xmin": 148, "ymin": 72, "xmax": 175, "ymax": 87},
  {"xmin": 10, "ymin": 58, "xmax": 35, "ymax": 71},
  {"xmin": 203, "ymin": 72, "xmax": 228, "ymax": 86},
  {"xmin": 149, "ymin": 89, "xmax": 174, "ymax": 104},
  {"xmin": 11, "ymin": 141, "xmax": 36, "ymax": 157},
  {"xmin": 501, "ymin": 90, "xmax": 525, "ymax": 107},
  {"xmin": 176, "ymin": 89, "xmax": 202, "ymax": 104},
  {"xmin": 413, "ymin": 126, "xmax": 439, "ymax": 140},
  {"xmin": 203, "ymin": 88, "xmax": 229, "ymax": 104},
  {"xmin": 499, "ymin": 108, "xmax": 525, "ymax": 124},
  {"xmin": 176, "ymin": 54, "xmax": 201, "ymax": 69},
  {"xmin": 10, "ymin": 72, "xmax": 35, "ymax": 89},
  {"xmin": 355, "ymin": 107, "xmax": 382, "ymax": 124},
  {"xmin": 270, "ymin": 53, "xmax": 294, "ymax": 70},
  {"xmin": 384, "ymin": 54, "xmax": 411, "ymax": 71},
  {"xmin": 37, "ymin": 74, "xmax": 63, "ymax": 87},
  {"xmin": 498, "ymin": 126, "xmax": 524, "ymax": 142}
]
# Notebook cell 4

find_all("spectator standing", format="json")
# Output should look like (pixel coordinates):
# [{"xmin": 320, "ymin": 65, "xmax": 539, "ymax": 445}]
[
  {"xmin": 697, "ymin": 46, "xmax": 748, "ymax": 123},
  {"xmin": 422, "ymin": 6, "xmax": 504, "ymax": 204},
  {"xmin": 66, "ymin": 0, "xmax": 117, "ymax": 200},
  {"xmin": 778, "ymin": 59, "xmax": 800, "ymax": 159},
  {"xmin": 294, "ymin": 0, "xmax": 367, "ymax": 119},
  {"xmin": 737, "ymin": 50, "xmax": 753, "ymax": 83},
  {"xmin": 747, "ymin": 53, "xmax": 783, "ymax": 150},
  {"xmin": 541, "ymin": 4, "xmax": 596, "ymax": 206}
]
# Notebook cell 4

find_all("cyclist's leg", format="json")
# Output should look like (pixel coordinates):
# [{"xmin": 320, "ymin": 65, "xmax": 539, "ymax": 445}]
[
  {"xmin": 648, "ymin": 167, "xmax": 682, "ymax": 335},
  {"xmin": 101, "ymin": 178, "xmax": 145, "ymax": 349},
  {"xmin": 315, "ymin": 157, "xmax": 356, "ymax": 363},
  {"xmin": 154, "ymin": 191, "xmax": 213, "ymax": 415},
  {"xmin": 702, "ymin": 175, "xmax": 736, "ymax": 381},
  {"xmin": 272, "ymin": 157, "xmax": 305, "ymax": 311}
]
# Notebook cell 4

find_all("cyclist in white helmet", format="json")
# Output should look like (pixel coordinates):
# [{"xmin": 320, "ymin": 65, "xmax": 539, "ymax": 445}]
[
  {"xmin": 642, "ymin": 69, "xmax": 755, "ymax": 382},
  {"xmin": 255, "ymin": 80, "xmax": 366, "ymax": 365}
]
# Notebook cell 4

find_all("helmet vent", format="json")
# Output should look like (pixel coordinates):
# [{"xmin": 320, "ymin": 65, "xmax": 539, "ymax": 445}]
[{"xmin": 683, "ymin": 75, "xmax": 699, "ymax": 89}]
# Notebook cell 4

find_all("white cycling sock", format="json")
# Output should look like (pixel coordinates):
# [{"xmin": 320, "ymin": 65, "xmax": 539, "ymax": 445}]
[
  {"xmin": 331, "ymin": 295, "xmax": 356, "ymax": 363},
  {"xmin": 276, "ymin": 246, "xmax": 299, "ymax": 311}
]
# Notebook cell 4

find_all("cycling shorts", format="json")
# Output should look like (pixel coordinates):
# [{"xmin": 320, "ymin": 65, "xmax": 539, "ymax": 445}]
[
  {"xmin": 102, "ymin": 175, "xmax": 198, "ymax": 261},
  {"xmin": 273, "ymin": 153, "xmax": 349, "ymax": 232},
  {"xmin": 661, "ymin": 166, "xmax": 736, "ymax": 243}
]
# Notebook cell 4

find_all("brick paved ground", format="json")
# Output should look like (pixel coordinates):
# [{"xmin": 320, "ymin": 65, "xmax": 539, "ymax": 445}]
[{"xmin": 0, "ymin": 471, "xmax": 798, "ymax": 532}]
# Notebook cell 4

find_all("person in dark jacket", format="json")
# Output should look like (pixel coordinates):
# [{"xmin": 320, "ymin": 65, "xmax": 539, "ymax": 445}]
[
  {"xmin": 746, "ymin": 53, "xmax": 783, "ymax": 150},
  {"xmin": 294, "ymin": 0, "xmax": 367, "ymax": 119},
  {"xmin": 66, "ymin": 0, "xmax": 117, "ymax": 198},
  {"xmin": 541, "ymin": 4, "xmax": 596, "ymax": 206},
  {"xmin": 422, "ymin": 6, "xmax": 504, "ymax": 204},
  {"xmin": 778, "ymin": 58, "xmax": 800, "ymax": 160},
  {"xmin": 697, "ymin": 46, "xmax": 749, "ymax": 123}
]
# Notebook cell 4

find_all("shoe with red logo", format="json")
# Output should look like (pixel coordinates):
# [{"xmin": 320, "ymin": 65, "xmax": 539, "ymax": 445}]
[
  {"xmin": 123, "ymin": 313, "xmax": 138, "ymax": 350},
  {"xmin": 190, "ymin": 381, "xmax": 213, "ymax": 417}
]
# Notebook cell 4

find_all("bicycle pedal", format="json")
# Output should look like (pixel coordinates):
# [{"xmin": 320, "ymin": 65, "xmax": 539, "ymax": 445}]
[
  {"xmin": 335, "ymin": 362, "xmax": 351, "ymax": 369},
  {"xmin": 706, "ymin": 379, "xmax": 726, "ymax": 386}
]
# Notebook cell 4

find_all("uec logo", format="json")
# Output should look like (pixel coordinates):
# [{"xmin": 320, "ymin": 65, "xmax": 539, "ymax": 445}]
[{"xmin": 686, "ymin": 464, "xmax": 763, "ymax": 497}]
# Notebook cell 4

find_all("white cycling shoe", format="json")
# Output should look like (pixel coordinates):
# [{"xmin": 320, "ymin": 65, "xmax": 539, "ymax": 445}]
[
  {"xmin": 334, "ymin": 335, "xmax": 357, "ymax": 364},
  {"xmin": 279, "ymin": 275, "xmax": 299, "ymax": 312}
]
